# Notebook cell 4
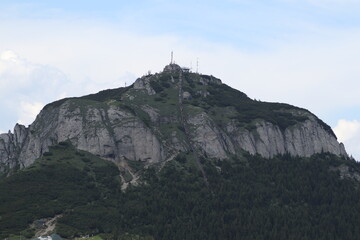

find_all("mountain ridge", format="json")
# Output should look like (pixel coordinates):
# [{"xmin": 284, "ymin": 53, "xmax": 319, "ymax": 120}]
[
  {"xmin": 1, "ymin": 63, "xmax": 360, "ymax": 240},
  {"xmin": 0, "ymin": 63, "xmax": 347, "ymax": 175}
]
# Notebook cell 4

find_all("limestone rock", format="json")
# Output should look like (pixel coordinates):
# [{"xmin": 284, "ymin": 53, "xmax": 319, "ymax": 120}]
[
  {"xmin": 133, "ymin": 77, "xmax": 156, "ymax": 95},
  {"xmin": 3, "ymin": 100, "xmax": 166, "ymax": 170},
  {"xmin": 163, "ymin": 64, "xmax": 182, "ymax": 73},
  {"xmin": 182, "ymin": 91, "xmax": 192, "ymax": 100},
  {"xmin": 226, "ymin": 117, "xmax": 347, "ymax": 158},
  {"xmin": 0, "ymin": 67, "xmax": 349, "ymax": 173},
  {"xmin": 188, "ymin": 112, "xmax": 235, "ymax": 159},
  {"xmin": 0, "ymin": 97, "xmax": 349, "ymax": 173}
]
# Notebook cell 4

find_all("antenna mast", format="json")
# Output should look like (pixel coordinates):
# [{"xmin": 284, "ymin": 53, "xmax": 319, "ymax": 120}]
[{"xmin": 171, "ymin": 51, "xmax": 173, "ymax": 64}]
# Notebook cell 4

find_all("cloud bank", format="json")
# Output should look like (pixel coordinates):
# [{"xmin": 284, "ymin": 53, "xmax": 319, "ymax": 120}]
[
  {"xmin": 334, "ymin": 120, "xmax": 360, "ymax": 160},
  {"xmin": 0, "ymin": 50, "xmax": 68, "ymax": 130}
]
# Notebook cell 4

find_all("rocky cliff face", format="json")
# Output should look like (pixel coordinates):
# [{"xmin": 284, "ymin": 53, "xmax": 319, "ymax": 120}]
[
  {"xmin": 0, "ymin": 124, "xmax": 28, "ymax": 172},
  {"xmin": 185, "ymin": 111, "xmax": 346, "ymax": 160},
  {"xmin": 0, "ymin": 64, "xmax": 348, "ymax": 173},
  {"xmin": 3, "ymin": 101, "xmax": 166, "ymax": 169}
]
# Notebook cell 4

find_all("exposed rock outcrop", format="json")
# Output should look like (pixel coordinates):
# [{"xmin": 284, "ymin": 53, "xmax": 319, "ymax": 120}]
[
  {"xmin": 0, "ymin": 124, "xmax": 28, "ymax": 172},
  {"xmin": 226, "ymin": 117, "xmax": 346, "ymax": 158},
  {"xmin": 15, "ymin": 101, "xmax": 166, "ymax": 168},
  {"xmin": 0, "ymin": 66, "xmax": 349, "ymax": 173},
  {"xmin": 187, "ymin": 112, "xmax": 346, "ymax": 160},
  {"xmin": 133, "ymin": 76, "xmax": 156, "ymax": 95}
]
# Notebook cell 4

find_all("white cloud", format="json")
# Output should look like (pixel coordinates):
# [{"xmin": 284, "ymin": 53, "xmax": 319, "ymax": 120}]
[
  {"xmin": 0, "ymin": 46, "xmax": 141, "ymax": 132},
  {"xmin": 192, "ymin": 31, "xmax": 360, "ymax": 127},
  {"xmin": 0, "ymin": 50, "xmax": 19, "ymax": 62},
  {"xmin": 0, "ymin": 50, "xmax": 72, "ymax": 131},
  {"xmin": 0, "ymin": 50, "xmax": 34, "ymax": 90},
  {"xmin": 333, "ymin": 120, "xmax": 360, "ymax": 142},
  {"xmin": 0, "ymin": 17, "xmax": 359, "ymax": 161},
  {"xmin": 17, "ymin": 101, "xmax": 44, "ymax": 127},
  {"xmin": 333, "ymin": 120, "xmax": 360, "ymax": 160}
]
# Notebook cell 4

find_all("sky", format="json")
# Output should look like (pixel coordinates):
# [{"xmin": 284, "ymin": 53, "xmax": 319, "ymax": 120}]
[{"xmin": 0, "ymin": 0, "xmax": 360, "ymax": 159}]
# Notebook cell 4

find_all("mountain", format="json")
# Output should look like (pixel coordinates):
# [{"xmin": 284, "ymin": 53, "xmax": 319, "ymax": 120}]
[
  {"xmin": 0, "ymin": 63, "xmax": 347, "ymax": 176},
  {"xmin": 1, "ymin": 63, "xmax": 359, "ymax": 240}
]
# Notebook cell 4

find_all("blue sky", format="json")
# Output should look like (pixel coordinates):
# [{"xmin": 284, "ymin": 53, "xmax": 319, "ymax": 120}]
[{"xmin": 1, "ymin": 0, "xmax": 360, "ymax": 158}]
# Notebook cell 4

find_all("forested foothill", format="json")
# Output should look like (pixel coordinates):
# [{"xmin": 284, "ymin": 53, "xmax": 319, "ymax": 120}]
[{"xmin": 1, "ymin": 142, "xmax": 360, "ymax": 240}]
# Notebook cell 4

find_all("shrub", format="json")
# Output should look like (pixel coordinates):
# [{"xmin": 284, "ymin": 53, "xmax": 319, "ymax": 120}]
[{"xmin": 150, "ymin": 81, "xmax": 163, "ymax": 93}]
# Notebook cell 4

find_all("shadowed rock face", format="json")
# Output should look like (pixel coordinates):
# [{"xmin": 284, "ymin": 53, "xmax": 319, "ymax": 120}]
[{"xmin": 0, "ymin": 67, "xmax": 348, "ymax": 172}]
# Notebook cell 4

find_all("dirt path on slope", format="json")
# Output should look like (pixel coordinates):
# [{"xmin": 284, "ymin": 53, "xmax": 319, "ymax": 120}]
[{"xmin": 35, "ymin": 214, "xmax": 63, "ymax": 237}]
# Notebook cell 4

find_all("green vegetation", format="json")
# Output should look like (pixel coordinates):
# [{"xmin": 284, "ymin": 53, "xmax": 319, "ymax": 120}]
[
  {"xmin": 149, "ymin": 73, "xmax": 173, "ymax": 93},
  {"xmin": 77, "ymin": 234, "xmax": 154, "ymax": 240},
  {"xmin": 201, "ymin": 82, "xmax": 335, "ymax": 136},
  {"xmin": 1, "ymin": 69, "xmax": 348, "ymax": 239},
  {"xmin": 196, "ymin": 83, "xmax": 307, "ymax": 130},
  {"xmin": 110, "ymin": 153, "xmax": 360, "ymax": 240},
  {"xmin": 0, "ymin": 142, "xmax": 121, "ymax": 239},
  {"xmin": 41, "ymin": 68, "xmax": 335, "ymax": 141},
  {"xmin": 39, "ymin": 69, "xmax": 335, "ymax": 143},
  {"xmin": 169, "ymin": 72, "xmax": 334, "ymax": 136},
  {"xmin": 44, "ymin": 87, "xmax": 130, "ymax": 110},
  {"xmin": 126, "ymin": 160, "xmax": 145, "ymax": 173},
  {"xmin": 76, "ymin": 236, "xmax": 104, "ymax": 240},
  {"xmin": 2, "ymin": 146, "xmax": 360, "ymax": 239}
]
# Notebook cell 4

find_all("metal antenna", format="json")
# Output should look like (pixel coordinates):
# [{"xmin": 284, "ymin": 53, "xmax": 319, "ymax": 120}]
[{"xmin": 171, "ymin": 51, "xmax": 173, "ymax": 64}]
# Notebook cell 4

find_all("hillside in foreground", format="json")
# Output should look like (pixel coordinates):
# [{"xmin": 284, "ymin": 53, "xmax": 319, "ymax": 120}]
[{"xmin": 1, "ymin": 142, "xmax": 360, "ymax": 239}]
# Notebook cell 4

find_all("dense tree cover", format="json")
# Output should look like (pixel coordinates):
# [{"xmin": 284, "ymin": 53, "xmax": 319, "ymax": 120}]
[
  {"xmin": 1, "ymin": 65, "xmax": 351, "ymax": 240},
  {"xmin": 18, "ymin": 149, "xmax": 358, "ymax": 240},
  {"xmin": 107, "ymin": 153, "xmax": 360, "ymax": 240},
  {"xmin": 2, "ymin": 145, "xmax": 360, "ymax": 239},
  {"xmin": 0, "ymin": 142, "xmax": 121, "ymax": 239}
]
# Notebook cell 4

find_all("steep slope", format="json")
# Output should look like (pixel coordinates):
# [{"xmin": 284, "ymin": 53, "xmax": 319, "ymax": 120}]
[
  {"xmin": 0, "ymin": 141, "xmax": 121, "ymax": 239},
  {"xmin": 0, "ymin": 64, "xmax": 347, "ymax": 176},
  {"xmin": 0, "ymin": 63, "xmax": 359, "ymax": 240}
]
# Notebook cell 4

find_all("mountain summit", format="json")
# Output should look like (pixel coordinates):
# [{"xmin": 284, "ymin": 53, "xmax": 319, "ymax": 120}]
[
  {"xmin": 2, "ymin": 63, "xmax": 360, "ymax": 240},
  {"xmin": 0, "ymin": 63, "xmax": 347, "ymax": 175}
]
